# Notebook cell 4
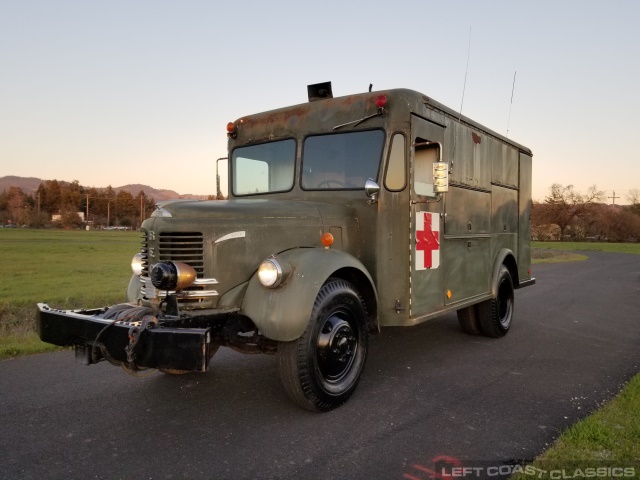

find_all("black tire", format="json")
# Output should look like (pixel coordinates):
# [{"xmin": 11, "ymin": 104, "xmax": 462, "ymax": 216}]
[
  {"xmin": 478, "ymin": 265, "xmax": 514, "ymax": 338},
  {"xmin": 277, "ymin": 278, "xmax": 368, "ymax": 412},
  {"xmin": 457, "ymin": 305, "xmax": 482, "ymax": 335}
]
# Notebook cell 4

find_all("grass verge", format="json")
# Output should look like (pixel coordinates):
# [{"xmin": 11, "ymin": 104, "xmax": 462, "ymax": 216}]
[
  {"xmin": 532, "ymin": 250, "xmax": 588, "ymax": 264},
  {"xmin": 0, "ymin": 229, "xmax": 139, "ymax": 360},
  {"xmin": 0, "ymin": 333, "xmax": 64, "ymax": 359},
  {"xmin": 511, "ymin": 241, "xmax": 640, "ymax": 478},
  {"xmin": 532, "ymin": 241, "xmax": 640, "ymax": 255},
  {"xmin": 531, "ymin": 241, "xmax": 640, "ymax": 264},
  {"xmin": 510, "ymin": 374, "xmax": 640, "ymax": 478}
]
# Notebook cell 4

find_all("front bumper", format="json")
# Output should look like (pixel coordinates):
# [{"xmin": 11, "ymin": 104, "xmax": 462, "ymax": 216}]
[{"xmin": 37, "ymin": 303, "xmax": 212, "ymax": 372}]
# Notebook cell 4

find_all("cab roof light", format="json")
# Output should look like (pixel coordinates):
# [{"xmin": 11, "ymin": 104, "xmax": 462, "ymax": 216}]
[
  {"xmin": 375, "ymin": 95, "xmax": 387, "ymax": 109},
  {"xmin": 227, "ymin": 122, "xmax": 237, "ymax": 139}
]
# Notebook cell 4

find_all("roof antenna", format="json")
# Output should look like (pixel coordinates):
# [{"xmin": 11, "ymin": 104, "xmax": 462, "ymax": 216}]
[
  {"xmin": 369, "ymin": 83, "xmax": 373, "ymax": 92},
  {"xmin": 458, "ymin": 27, "xmax": 472, "ymax": 121},
  {"xmin": 452, "ymin": 27, "xmax": 472, "ymax": 170},
  {"xmin": 506, "ymin": 71, "xmax": 517, "ymax": 138}
]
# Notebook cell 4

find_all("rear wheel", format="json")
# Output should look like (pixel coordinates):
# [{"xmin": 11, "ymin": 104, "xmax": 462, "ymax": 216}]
[
  {"xmin": 478, "ymin": 265, "xmax": 514, "ymax": 338},
  {"xmin": 277, "ymin": 278, "xmax": 368, "ymax": 411},
  {"xmin": 457, "ymin": 305, "xmax": 482, "ymax": 335}
]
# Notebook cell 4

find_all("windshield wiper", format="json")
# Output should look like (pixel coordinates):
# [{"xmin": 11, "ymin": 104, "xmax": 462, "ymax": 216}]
[{"xmin": 332, "ymin": 111, "xmax": 383, "ymax": 131}]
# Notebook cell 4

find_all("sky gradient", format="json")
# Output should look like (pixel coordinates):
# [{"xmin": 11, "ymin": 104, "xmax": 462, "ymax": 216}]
[{"xmin": 1, "ymin": 0, "xmax": 639, "ymax": 203}]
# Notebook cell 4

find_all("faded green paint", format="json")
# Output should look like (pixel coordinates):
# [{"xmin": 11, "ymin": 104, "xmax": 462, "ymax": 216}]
[{"xmin": 132, "ymin": 87, "xmax": 533, "ymax": 341}]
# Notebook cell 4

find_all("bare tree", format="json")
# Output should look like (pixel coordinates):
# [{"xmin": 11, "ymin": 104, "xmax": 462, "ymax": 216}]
[
  {"xmin": 627, "ymin": 188, "xmax": 640, "ymax": 217},
  {"xmin": 542, "ymin": 184, "xmax": 605, "ymax": 241}
]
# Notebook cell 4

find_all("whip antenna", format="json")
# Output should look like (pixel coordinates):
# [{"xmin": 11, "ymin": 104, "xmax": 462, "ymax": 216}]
[
  {"xmin": 506, "ymin": 70, "xmax": 517, "ymax": 138},
  {"xmin": 452, "ymin": 27, "xmax": 472, "ymax": 166},
  {"xmin": 458, "ymin": 27, "xmax": 472, "ymax": 120}
]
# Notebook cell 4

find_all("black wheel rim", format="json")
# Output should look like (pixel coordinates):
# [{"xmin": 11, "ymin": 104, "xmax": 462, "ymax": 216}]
[{"xmin": 316, "ymin": 309, "xmax": 358, "ymax": 383}]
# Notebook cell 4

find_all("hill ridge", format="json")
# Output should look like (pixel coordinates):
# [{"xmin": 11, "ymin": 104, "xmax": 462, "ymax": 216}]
[{"xmin": 0, "ymin": 176, "xmax": 208, "ymax": 201}]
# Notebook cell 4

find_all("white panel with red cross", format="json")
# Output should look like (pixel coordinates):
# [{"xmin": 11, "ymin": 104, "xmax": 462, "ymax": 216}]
[{"xmin": 415, "ymin": 212, "xmax": 440, "ymax": 270}]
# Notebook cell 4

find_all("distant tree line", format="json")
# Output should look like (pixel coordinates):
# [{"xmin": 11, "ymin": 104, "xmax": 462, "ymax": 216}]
[
  {"xmin": 4, "ymin": 179, "xmax": 640, "ymax": 240},
  {"xmin": 532, "ymin": 184, "xmax": 640, "ymax": 242},
  {"xmin": 0, "ymin": 180, "xmax": 156, "ymax": 229}
]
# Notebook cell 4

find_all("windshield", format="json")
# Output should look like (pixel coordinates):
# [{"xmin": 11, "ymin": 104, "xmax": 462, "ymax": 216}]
[
  {"xmin": 302, "ymin": 130, "xmax": 384, "ymax": 190},
  {"xmin": 232, "ymin": 139, "xmax": 296, "ymax": 196}
]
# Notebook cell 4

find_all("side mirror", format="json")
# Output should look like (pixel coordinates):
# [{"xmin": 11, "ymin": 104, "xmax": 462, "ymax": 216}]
[
  {"xmin": 364, "ymin": 179, "xmax": 380, "ymax": 203},
  {"xmin": 433, "ymin": 162, "xmax": 449, "ymax": 193}
]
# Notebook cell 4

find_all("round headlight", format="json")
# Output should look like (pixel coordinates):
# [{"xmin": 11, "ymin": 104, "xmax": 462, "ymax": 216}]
[
  {"xmin": 258, "ymin": 259, "xmax": 282, "ymax": 288},
  {"xmin": 131, "ymin": 253, "xmax": 145, "ymax": 276}
]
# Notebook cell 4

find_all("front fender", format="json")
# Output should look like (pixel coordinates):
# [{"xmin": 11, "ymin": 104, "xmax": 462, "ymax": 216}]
[{"xmin": 241, "ymin": 248, "xmax": 375, "ymax": 342}]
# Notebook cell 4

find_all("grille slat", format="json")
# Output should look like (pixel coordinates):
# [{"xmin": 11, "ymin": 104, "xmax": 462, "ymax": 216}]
[{"xmin": 157, "ymin": 232, "xmax": 204, "ymax": 277}]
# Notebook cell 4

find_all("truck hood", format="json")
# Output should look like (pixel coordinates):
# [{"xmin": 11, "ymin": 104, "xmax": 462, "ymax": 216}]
[
  {"xmin": 157, "ymin": 198, "xmax": 327, "ymax": 221},
  {"xmin": 143, "ymin": 199, "xmax": 358, "ymax": 309}
]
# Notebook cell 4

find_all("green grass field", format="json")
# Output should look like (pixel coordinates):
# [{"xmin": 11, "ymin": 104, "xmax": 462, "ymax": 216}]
[
  {"xmin": 531, "ymin": 242, "xmax": 640, "ymax": 264},
  {"xmin": 532, "ymin": 241, "xmax": 640, "ymax": 255},
  {"xmin": 0, "ymin": 229, "xmax": 139, "ymax": 357}
]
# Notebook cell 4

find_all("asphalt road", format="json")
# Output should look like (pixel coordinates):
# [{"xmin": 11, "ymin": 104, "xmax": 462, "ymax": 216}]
[{"xmin": 1, "ymin": 251, "xmax": 639, "ymax": 480}]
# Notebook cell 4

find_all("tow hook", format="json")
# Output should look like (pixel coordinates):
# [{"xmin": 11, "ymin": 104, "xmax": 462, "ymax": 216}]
[{"xmin": 125, "ymin": 315, "xmax": 158, "ymax": 364}]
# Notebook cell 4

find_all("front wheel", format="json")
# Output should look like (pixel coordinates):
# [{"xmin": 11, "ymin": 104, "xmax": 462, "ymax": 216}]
[{"xmin": 277, "ymin": 278, "xmax": 369, "ymax": 411}]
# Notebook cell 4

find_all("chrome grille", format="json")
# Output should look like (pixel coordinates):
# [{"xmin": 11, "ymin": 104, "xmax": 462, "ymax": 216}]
[
  {"xmin": 158, "ymin": 232, "xmax": 204, "ymax": 277},
  {"xmin": 138, "ymin": 230, "xmax": 218, "ymax": 308}
]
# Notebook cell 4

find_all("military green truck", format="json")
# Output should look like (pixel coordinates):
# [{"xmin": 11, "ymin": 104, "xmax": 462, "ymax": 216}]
[{"xmin": 38, "ymin": 82, "xmax": 534, "ymax": 411}]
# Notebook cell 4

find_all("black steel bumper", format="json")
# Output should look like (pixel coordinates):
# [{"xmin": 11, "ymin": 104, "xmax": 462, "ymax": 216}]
[{"xmin": 37, "ymin": 303, "xmax": 212, "ymax": 372}]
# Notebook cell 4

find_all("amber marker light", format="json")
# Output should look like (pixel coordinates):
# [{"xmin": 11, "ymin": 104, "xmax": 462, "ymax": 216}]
[
  {"xmin": 227, "ymin": 122, "xmax": 236, "ymax": 138},
  {"xmin": 321, "ymin": 232, "xmax": 334, "ymax": 249},
  {"xmin": 446, "ymin": 290, "xmax": 452, "ymax": 299}
]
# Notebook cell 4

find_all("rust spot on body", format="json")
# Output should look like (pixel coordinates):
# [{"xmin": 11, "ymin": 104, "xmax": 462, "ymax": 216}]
[{"xmin": 472, "ymin": 132, "xmax": 481, "ymax": 144}]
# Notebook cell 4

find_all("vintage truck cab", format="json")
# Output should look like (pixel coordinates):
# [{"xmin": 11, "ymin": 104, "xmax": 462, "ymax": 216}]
[{"xmin": 38, "ymin": 82, "xmax": 534, "ymax": 411}]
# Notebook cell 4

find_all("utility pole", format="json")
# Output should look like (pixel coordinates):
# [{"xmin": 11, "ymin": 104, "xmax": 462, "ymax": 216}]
[{"xmin": 608, "ymin": 191, "xmax": 620, "ymax": 205}]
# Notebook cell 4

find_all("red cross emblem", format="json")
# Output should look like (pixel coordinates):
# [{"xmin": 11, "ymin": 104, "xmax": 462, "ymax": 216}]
[{"xmin": 416, "ymin": 212, "xmax": 440, "ymax": 270}]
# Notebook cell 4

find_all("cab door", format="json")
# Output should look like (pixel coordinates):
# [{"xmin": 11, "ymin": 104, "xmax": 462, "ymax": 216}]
[{"xmin": 409, "ymin": 115, "xmax": 446, "ymax": 320}]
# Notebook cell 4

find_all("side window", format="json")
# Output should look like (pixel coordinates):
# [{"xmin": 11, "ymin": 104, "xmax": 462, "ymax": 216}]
[
  {"xmin": 384, "ymin": 133, "xmax": 406, "ymax": 191},
  {"xmin": 414, "ymin": 141, "xmax": 440, "ymax": 197}
]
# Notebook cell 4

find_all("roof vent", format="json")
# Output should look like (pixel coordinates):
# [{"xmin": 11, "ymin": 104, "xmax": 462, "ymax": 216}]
[{"xmin": 307, "ymin": 82, "xmax": 333, "ymax": 102}]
